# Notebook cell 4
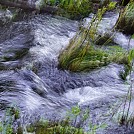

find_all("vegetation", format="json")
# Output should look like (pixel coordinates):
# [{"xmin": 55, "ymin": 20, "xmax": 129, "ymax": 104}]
[
  {"xmin": 0, "ymin": 106, "xmax": 19, "ymax": 134},
  {"xmin": 0, "ymin": 0, "xmax": 118, "ymax": 20},
  {"xmin": 42, "ymin": 0, "xmax": 93, "ymax": 19},
  {"xmin": 0, "ymin": 106, "xmax": 107, "ymax": 134},
  {"xmin": 59, "ymin": 43, "xmax": 128, "ymax": 72},
  {"xmin": 116, "ymin": 0, "xmax": 134, "ymax": 35},
  {"xmin": 118, "ymin": 34, "xmax": 134, "ymax": 126},
  {"xmin": 58, "ymin": 1, "xmax": 130, "ymax": 72},
  {"xmin": 120, "ymin": 49, "xmax": 134, "ymax": 80},
  {"xmin": 0, "ymin": 0, "xmax": 93, "ymax": 20},
  {"xmin": 114, "ymin": 54, "xmax": 134, "ymax": 128}
]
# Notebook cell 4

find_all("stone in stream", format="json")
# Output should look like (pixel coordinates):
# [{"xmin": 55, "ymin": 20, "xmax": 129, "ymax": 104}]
[{"xmin": 0, "ymin": 9, "xmax": 13, "ymax": 25}]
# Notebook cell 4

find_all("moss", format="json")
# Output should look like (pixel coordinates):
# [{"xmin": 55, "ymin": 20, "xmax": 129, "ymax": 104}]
[
  {"xmin": 22, "ymin": 120, "xmax": 85, "ymax": 134},
  {"xmin": 57, "ymin": 0, "xmax": 93, "ymax": 19},
  {"xmin": 42, "ymin": 0, "xmax": 93, "ymax": 19}
]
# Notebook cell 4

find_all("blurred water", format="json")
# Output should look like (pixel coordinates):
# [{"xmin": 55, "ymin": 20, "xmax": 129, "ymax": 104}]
[{"xmin": 0, "ymin": 13, "xmax": 133, "ymax": 133}]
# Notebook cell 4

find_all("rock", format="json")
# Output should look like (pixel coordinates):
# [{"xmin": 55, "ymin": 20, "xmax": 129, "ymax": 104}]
[{"xmin": 0, "ymin": 9, "xmax": 13, "ymax": 26}]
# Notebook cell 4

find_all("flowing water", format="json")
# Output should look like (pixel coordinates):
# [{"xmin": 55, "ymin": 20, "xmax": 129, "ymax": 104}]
[{"xmin": 0, "ymin": 11, "xmax": 134, "ymax": 133}]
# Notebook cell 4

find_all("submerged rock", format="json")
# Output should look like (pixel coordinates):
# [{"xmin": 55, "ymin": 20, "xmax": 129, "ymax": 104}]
[{"xmin": 0, "ymin": 9, "xmax": 13, "ymax": 25}]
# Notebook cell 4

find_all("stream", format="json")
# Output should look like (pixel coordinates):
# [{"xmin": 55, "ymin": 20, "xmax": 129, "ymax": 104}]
[{"xmin": 0, "ymin": 9, "xmax": 134, "ymax": 134}]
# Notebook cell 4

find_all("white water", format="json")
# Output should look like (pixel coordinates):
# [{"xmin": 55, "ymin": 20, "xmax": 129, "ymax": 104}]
[{"xmin": 0, "ymin": 11, "xmax": 133, "ymax": 133}]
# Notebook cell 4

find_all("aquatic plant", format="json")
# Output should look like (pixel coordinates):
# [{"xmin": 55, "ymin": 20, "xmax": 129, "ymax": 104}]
[
  {"xmin": 59, "ymin": 42, "xmax": 128, "ymax": 72},
  {"xmin": 0, "ymin": 106, "xmax": 20, "ymax": 134},
  {"xmin": 19, "ymin": 105, "xmax": 106, "ymax": 134}
]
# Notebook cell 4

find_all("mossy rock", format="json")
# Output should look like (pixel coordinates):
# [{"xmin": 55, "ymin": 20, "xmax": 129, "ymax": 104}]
[
  {"xmin": 58, "ymin": 0, "xmax": 93, "ymax": 19},
  {"xmin": 116, "ymin": 1, "xmax": 134, "ymax": 35}
]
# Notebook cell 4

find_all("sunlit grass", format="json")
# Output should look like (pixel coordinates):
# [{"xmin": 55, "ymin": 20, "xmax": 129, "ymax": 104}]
[{"xmin": 43, "ymin": 0, "xmax": 92, "ymax": 19}]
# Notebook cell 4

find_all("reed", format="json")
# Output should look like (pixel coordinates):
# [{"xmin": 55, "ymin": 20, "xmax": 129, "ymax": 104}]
[{"xmin": 58, "ymin": 2, "xmax": 129, "ymax": 72}]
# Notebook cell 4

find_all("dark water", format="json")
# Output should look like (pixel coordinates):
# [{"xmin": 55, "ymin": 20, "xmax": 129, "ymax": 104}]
[{"xmin": 0, "ymin": 11, "xmax": 134, "ymax": 133}]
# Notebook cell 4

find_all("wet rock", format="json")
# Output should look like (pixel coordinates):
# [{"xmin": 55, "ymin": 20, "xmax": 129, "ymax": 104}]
[
  {"xmin": 18, "ymin": 69, "xmax": 49, "ymax": 96},
  {"xmin": 0, "ymin": 9, "xmax": 13, "ymax": 26},
  {"xmin": 0, "ymin": 33, "xmax": 34, "ymax": 70}
]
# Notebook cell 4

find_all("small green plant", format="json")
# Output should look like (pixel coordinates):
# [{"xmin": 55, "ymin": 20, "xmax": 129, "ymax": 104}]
[
  {"xmin": 21, "ymin": 105, "xmax": 106, "ymax": 134},
  {"xmin": 43, "ymin": 0, "xmax": 92, "ymax": 19},
  {"xmin": 58, "ymin": 0, "xmax": 92, "ymax": 19},
  {"xmin": 0, "ymin": 106, "xmax": 20, "ymax": 134},
  {"xmin": 113, "ymin": 33, "xmax": 134, "ymax": 128},
  {"xmin": 66, "ymin": 105, "xmax": 107, "ymax": 133},
  {"xmin": 0, "ymin": 105, "xmax": 107, "ymax": 134},
  {"xmin": 107, "ymin": 1, "xmax": 117, "ymax": 10},
  {"xmin": 66, "ymin": 105, "xmax": 82, "ymax": 127},
  {"xmin": 114, "ymin": 65, "xmax": 134, "ymax": 127}
]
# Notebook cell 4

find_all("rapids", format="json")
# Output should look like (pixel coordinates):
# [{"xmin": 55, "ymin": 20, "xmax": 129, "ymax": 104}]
[{"xmin": 0, "ymin": 11, "xmax": 134, "ymax": 133}]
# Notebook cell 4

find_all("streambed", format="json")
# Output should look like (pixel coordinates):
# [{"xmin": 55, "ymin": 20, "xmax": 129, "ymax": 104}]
[{"xmin": 0, "ymin": 11, "xmax": 134, "ymax": 134}]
